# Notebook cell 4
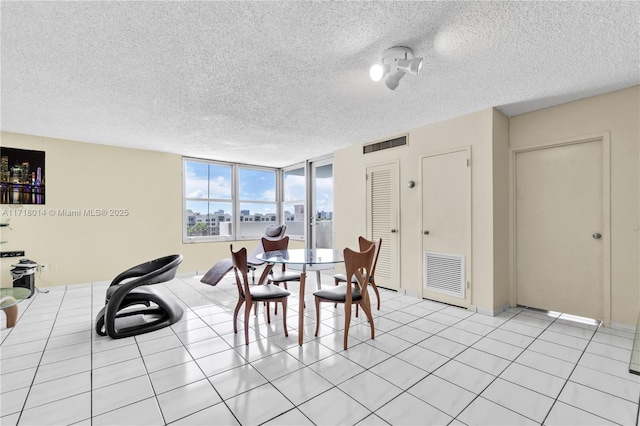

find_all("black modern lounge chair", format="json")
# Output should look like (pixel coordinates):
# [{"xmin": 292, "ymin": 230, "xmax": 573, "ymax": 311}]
[{"xmin": 95, "ymin": 254, "xmax": 184, "ymax": 339}]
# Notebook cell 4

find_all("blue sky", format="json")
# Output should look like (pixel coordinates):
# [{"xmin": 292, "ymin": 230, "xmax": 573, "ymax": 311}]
[{"xmin": 185, "ymin": 161, "xmax": 332, "ymax": 216}]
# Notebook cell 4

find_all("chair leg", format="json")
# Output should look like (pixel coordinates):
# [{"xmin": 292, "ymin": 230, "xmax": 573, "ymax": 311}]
[
  {"xmin": 274, "ymin": 284, "xmax": 279, "ymax": 315},
  {"xmin": 344, "ymin": 302, "xmax": 352, "ymax": 350},
  {"xmin": 314, "ymin": 296, "xmax": 321, "ymax": 337},
  {"xmin": 233, "ymin": 299, "xmax": 244, "ymax": 334},
  {"xmin": 371, "ymin": 279, "xmax": 381, "ymax": 310},
  {"xmin": 244, "ymin": 302, "xmax": 252, "ymax": 345},
  {"xmin": 361, "ymin": 300, "xmax": 375, "ymax": 341},
  {"xmin": 281, "ymin": 298, "xmax": 288, "ymax": 337},
  {"xmin": 266, "ymin": 302, "xmax": 271, "ymax": 324},
  {"xmin": 334, "ymin": 277, "xmax": 340, "ymax": 308}
]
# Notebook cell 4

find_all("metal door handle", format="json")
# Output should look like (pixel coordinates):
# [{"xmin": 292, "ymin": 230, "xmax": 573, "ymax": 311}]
[
  {"xmin": 423, "ymin": 230, "xmax": 429, "ymax": 235},
  {"xmin": 390, "ymin": 229, "xmax": 397, "ymax": 233},
  {"xmin": 592, "ymin": 233, "xmax": 601, "ymax": 239}
]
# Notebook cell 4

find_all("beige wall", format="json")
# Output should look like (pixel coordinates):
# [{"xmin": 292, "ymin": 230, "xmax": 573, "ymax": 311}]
[
  {"xmin": 334, "ymin": 108, "xmax": 506, "ymax": 315},
  {"xmin": 0, "ymin": 132, "xmax": 293, "ymax": 287},
  {"xmin": 492, "ymin": 109, "xmax": 511, "ymax": 310},
  {"xmin": 335, "ymin": 86, "xmax": 639, "ymax": 326},
  {"xmin": 2, "ymin": 85, "xmax": 637, "ymax": 326},
  {"xmin": 333, "ymin": 145, "xmax": 367, "ymax": 255},
  {"xmin": 510, "ymin": 86, "xmax": 640, "ymax": 326}
]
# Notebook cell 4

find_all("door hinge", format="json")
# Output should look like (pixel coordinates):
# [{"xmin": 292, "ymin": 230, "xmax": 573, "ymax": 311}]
[
  {"xmin": 466, "ymin": 280, "xmax": 470, "ymax": 289},
  {"xmin": 466, "ymin": 159, "xmax": 470, "ymax": 167}
]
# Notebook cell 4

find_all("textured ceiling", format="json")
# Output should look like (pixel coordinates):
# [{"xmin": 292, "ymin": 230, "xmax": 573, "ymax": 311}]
[{"xmin": 1, "ymin": 1, "xmax": 639, "ymax": 168}]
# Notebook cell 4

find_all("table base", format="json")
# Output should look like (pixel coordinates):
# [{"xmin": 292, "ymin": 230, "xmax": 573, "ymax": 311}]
[
  {"xmin": 298, "ymin": 271, "xmax": 306, "ymax": 346},
  {"xmin": 2, "ymin": 304, "xmax": 18, "ymax": 328}
]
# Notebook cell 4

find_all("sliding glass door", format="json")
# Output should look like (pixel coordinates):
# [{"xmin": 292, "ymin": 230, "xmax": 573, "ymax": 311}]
[
  {"xmin": 309, "ymin": 159, "xmax": 333, "ymax": 249},
  {"xmin": 282, "ymin": 165, "xmax": 306, "ymax": 240}
]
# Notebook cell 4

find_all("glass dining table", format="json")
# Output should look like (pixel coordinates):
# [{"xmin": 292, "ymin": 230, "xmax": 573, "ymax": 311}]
[
  {"xmin": 1, "ymin": 287, "xmax": 32, "ymax": 328},
  {"xmin": 256, "ymin": 248, "xmax": 344, "ymax": 346}
]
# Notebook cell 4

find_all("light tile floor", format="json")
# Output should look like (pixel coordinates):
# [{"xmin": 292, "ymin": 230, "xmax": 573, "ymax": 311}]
[{"xmin": 1, "ymin": 271, "xmax": 639, "ymax": 425}]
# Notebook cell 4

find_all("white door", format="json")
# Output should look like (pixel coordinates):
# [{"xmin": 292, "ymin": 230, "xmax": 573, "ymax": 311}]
[
  {"xmin": 421, "ymin": 149, "xmax": 471, "ymax": 308},
  {"xmin": 514, "ymin": 138, "xmax": 609, "ymax": 322},
  {"xmin": 367, "ymin": 162, "xmax": 400, "ymax": 290}
]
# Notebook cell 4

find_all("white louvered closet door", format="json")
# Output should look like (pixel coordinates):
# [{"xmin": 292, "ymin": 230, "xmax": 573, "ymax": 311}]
[{"xmin": 367, "ymin": 163, "xmax": 399, "ymax": 290}]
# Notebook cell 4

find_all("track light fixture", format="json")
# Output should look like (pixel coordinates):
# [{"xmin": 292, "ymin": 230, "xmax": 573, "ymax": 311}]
[{"xmin": 369, "ymin": 46, "xmax": 423, "ymax": 90}]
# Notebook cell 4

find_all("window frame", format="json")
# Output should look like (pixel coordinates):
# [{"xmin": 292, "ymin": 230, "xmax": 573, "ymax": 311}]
[
  {"xmin": 236, "ymin": 164, "xmax": 280, "ymax": 240},
  {"xmin": 282, "ymin": 163, "xmax": 307, "ymax": 241},
  {"xmin": 182, "ymin": 157, "xmax": 282, "ymax": 243},
  {"xmin": 183, "ymin": 158, "xmax": 235, "ymax": 243}
]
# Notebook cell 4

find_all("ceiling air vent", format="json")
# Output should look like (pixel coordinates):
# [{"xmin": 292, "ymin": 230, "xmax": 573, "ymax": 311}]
[{"xmin": 363, "ymin": 136, "xmax": 407, "ymax": 154}]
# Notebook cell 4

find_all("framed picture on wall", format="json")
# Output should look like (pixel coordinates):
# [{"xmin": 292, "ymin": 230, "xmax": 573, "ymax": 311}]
[{"xmin": 1, "ymin": 147, "xmax": 46, "ymax": 205}]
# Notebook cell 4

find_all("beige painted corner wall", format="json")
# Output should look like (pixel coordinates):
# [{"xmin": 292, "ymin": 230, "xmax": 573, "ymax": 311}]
[
  {"xmin": 509, "ymin": 86, "xmax": 640, "ymax": 326},
  {"xmin": 334, "ymin": 86, "xmax": 638, "ymax": 326},
  {"xmin": 492, "ymin": 109, "xmax": 511, "ymax": 310},
  {"xmin": 3, "ymin": 85, "xmax": 636, "ymax": 326},
  {"xmin": 0, "ymin": 132, "xmax": 279, "ymax": 287},
  {"xmin": 334, "ymin": 108, "xmax": 507, "ymax": 314}
]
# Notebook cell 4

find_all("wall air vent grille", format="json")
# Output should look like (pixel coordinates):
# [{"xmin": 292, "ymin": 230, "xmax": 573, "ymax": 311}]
[
  {"xmin": 363, "ymin": 136, "xmax": 407, "ymax": 154},
  {"xmin": 424, "ymin": 251, "xmax": 465, "ymax": 298}
]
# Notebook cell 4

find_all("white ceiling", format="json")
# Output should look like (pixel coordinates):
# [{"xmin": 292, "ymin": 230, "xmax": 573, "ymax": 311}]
[{"xmin": 2, "ymin": 1, "xmax": 638, "ymax": 168}]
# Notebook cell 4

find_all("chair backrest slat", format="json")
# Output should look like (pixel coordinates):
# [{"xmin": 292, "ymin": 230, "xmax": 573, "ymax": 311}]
[
  {"xmin": 343, "ymin": 245, "xmax": 375, "ymax": 302},
  {"xmin": 248, "ymin": 225, "xmax": 287, "ymax": 264},
  {"xmin": 230, "ymin": 245, "xmax": 250, "ymax": 299},
  {"xmin": 261, "ymin": 237, "xmax": 290, "ymax": 274},
  {"xmin": 358, "ymin": 236, "xmax": 382, "ymax": 281},
  {"xmin": 261, "ymin": 236, "xmax": 289, "ymax": 252}
]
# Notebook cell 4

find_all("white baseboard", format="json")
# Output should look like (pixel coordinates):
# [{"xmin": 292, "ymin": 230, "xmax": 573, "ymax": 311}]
[
  {"xmin": 469, "ymin": 304, "xmax": 509, "ymax": 317},
  {"xmin": 609, "ymin": 321, "xmax": 636, "ymax": 333}
]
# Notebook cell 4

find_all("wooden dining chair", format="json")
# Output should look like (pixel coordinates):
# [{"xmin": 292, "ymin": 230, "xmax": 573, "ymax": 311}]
[
  {"xmin": 260, "ymin": 236, "xmax": 302, "ymax": 315},
  {"xmin": 260, "ymin": 236, "xmax": 301, "ymax": 289},
  {"xmin": 246, "ymin": 224, "xmax": 287, "ymax": 283},
  {"xmin": 313, "ymin": 245, "xmax": 376, "ymax": 350},
  {"xmin": 230, "ymin": 244, "xmax": 290, "ymax": 345},
  {"xmin": 333, "ymin": 237, "xmax": 382, "ymax": 311}
]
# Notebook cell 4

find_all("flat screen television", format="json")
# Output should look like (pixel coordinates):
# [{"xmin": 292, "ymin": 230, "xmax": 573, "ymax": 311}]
[{"xmin": 1, "ymin": 147, "xmax": 46, "ymax": 205}]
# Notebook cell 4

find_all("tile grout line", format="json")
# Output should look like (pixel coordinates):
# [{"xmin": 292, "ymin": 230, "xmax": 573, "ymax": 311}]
[
  {"xmin": 348, "ymin": 304, "xmax": 475, "ymax": 424},
  {"xmin": 444, "ymin": 307, "xmax": 557, "ymax": 424},
  {"xmin": 14, "ymin": 287, "xmax": 72, "ymax": 423},
  {"xmin": 90, "ymin": 282, "xmax": 94, "ymax": 423},
  {"xmin": 8, "ymin": 279, "xmax": 636, "ymax": 426},
  {"xmin": 540, "ymin": 312, "xmax": 596, "ymax": 424},
  {"xmin": 177, "ymin": 274, "xmax": 379, "ymax": 425},
  {"xmin": 368, "ymin": 306, "xmax": 565, "ymax": 424},
  {"xmin": 162, "ymin": 277, "xmax": 245, "ymax": 426},
  {"xmin": 539, "ymin": 316, "xmax": 619, "ymax": 426}
]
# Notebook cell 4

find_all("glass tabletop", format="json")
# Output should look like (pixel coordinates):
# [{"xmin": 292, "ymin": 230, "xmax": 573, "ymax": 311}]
[
  {"xmin": 257, "ymin": 248, "xmax": 343, "ymax": 265},
  {"xmin": 0, "ymin": 287, "xmax": 32, "ymax": 309}
]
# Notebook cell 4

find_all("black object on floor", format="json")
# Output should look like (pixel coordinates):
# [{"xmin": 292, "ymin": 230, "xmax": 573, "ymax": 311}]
[{"xmin": 95, "ymin": 254, "xmax": 183, "ymax": 339}]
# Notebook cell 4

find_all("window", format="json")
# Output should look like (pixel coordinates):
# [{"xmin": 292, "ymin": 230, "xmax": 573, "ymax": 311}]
[
  {"xmin": 184, "ymin": 159, "xmax": 233, "ymax": 241},
  {"xmin": 283, "ymin": 165, "xmax": 306, "ymax": 239},
  {"xmin": 183, "ymin": 159, "xmax": 280, "ymax": 242},
  {"xmin": 238, "ymin": 166, "xmax": 277, "ymax": 239}
]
